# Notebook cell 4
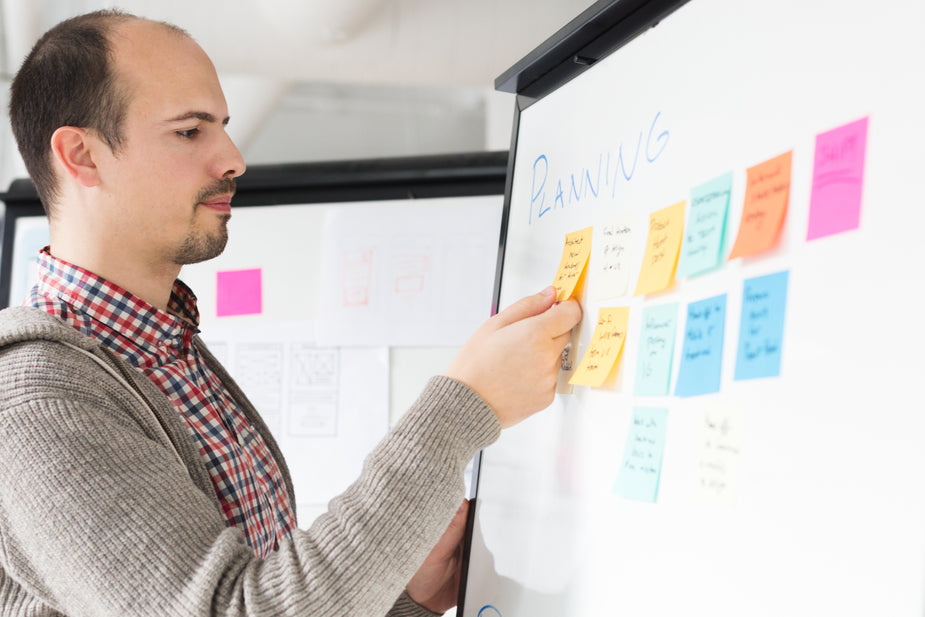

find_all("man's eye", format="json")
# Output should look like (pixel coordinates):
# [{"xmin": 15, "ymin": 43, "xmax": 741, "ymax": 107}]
[{"xmin": 176, "ymin": 128, "xmax": 199, "ymax": 138}]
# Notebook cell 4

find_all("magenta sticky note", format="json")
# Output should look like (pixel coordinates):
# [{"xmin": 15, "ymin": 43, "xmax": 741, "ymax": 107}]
[
  {"xmin": 216, "ymin": 268, "xmax": 262, "ymax": 317},
  {"xmin": 807, "ymin": 116, "xmax": 868, "ymax": 240}
]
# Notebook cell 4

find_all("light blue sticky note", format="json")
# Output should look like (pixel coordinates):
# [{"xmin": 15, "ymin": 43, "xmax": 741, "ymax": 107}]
[
  {"xmin": 676, "ymin": 172, "xmax": 732, "ymax": 278},
  {"xmin": 634, "ymin": 303, "xmax": 679, "ymax": 396},
  {"xmin": 613, "ymin": 407, "xmax": 669, "ymax": 502},
  {"xmin": 735, "ymin": 270, "xmax": 789, "ymax": 380},
  {"xmin": 674, "ymin": 294, "xmax": 727, "ymax": 396}
]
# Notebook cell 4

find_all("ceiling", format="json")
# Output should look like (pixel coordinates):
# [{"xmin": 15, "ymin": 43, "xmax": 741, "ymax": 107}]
[{"xmin": 0, "ymin": 0, "xmax": 596, "ymax": 164}]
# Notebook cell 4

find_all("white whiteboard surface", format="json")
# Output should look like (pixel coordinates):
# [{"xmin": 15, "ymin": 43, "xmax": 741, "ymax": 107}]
[{"xmin": 463, "ymin": 1, "xmax": 925, "ymax": 616}]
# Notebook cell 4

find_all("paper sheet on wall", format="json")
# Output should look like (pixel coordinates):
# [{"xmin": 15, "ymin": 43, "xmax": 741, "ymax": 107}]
[
  {"xmin": 199, "ymin": 321, "xmax": 389, "ymax": 514},
  {"xmin": 318, "ymin": 197, "xmax": 502, "ymax": 347},
  {"xmin": 8, "ymin": 216, "xmax": 50, "ymax": 306}
]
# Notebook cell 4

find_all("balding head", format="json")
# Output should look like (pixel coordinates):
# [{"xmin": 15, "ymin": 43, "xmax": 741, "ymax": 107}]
[{"xmin": 8, "ymin": 10, "xmax": 190, "ymax": 216}]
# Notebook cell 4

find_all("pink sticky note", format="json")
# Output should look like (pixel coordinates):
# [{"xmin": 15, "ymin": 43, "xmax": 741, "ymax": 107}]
[
  {"xmin": 807, "ymin": 117, "xmax": 868, "ymax": 240},
  {"xmin": 216, "ymin": 268, "xmax": 262, "ymax": 317}
]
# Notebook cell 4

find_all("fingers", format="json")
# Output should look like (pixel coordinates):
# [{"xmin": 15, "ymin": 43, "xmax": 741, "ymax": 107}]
[
  {"xmin": 535, "ymin": 298, "xmax": 583, "ymax": 338},
  {"xmin": 491, "ymin": 286, "xmax": 557, "ymax": 329}
]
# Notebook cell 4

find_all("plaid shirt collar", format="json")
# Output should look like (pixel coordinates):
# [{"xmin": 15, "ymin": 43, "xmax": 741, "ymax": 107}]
[{"xmin": 32, "ymin": 247, "xmax": 200, "ymax": 357}]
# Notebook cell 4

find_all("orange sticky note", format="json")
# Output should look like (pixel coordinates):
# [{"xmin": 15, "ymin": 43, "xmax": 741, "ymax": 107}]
[
  {"xmin": 569, "ymin": 306, "xmax": 630, "ymax": 387},
  {"xmin": 634, "ymin": 201, "xmax": 685, "ymax": 296},
  {"xmin": 552, "ymin": 226, "xmax": 593, "ymax": 302},
  {"xmin": 728, "ymin": 151, "xmax": 792, "ymax": 259}
]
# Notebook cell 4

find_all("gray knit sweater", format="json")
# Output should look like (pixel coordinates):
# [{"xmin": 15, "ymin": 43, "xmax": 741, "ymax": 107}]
[{"xmin": 0, "ymin": 307, "xmax": 500, "ymax": 616}]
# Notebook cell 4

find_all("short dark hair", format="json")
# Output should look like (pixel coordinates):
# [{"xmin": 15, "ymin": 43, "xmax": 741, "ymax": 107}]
[
  {"xmin": 9, "ymin": 10, "xmax": 189, "ymax": 216},
  {"xmin": 8, "ymin": 9, "xmax": 136, "ymax": 215}
]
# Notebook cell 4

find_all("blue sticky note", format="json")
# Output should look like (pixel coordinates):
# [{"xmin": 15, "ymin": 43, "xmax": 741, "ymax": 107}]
[
  {"xmin": 674, "ymin": 294, "xmax": 727, "ymax": 396},
  {"xmin": 613, "ymin": 407, "xmax": 669, "ymax": 502},
  {"xmin": 676, "ymin": 172, "xmax": 732, "ymax": 278},
  {"xmin": 634, "ymin": 303, "xmax": 679, "ymax": 396},
  {"xmin": 735, "ymin": 271, "xmax": 789, "ymax": 380}
]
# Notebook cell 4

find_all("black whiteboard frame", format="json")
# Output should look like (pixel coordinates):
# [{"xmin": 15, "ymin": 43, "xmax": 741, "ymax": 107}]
[
  {"xmin": 460, "ymin": 0, "xmax": 690, "ymax": 613},
  {"xmin": 0, "ymin": 151, "xmax": 508, "ymax": 309}
]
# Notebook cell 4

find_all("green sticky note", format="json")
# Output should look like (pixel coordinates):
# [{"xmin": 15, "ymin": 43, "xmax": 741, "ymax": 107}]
[
  {"xmin": 613, "ymin": 407, "xmax": 669, "ymax": 502},
  {"xmin": 677, "ymin": 172, "xmax": 732, "ymax": 278},
  {"xmin": 634, "ymin": 303, "xmax": 679, "ymax": 396}
]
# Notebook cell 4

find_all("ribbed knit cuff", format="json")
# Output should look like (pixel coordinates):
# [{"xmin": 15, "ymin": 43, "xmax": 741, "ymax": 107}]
[{"xmin": 389, "ymin": 591, "xmax": 443, "ymax": 617}]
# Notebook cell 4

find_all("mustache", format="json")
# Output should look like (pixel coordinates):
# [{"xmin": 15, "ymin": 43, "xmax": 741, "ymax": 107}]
[{"xmin": 195, "ymin": 177, "xmax": 237, "ymax": 203}]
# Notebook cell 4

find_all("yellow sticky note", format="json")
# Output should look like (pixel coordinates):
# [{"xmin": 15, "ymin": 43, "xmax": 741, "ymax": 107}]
[
  {"xmin": 552, "ymin": 226, "xmax": 593, "ymax": 302},
  {"xmin": 569, "ymin": 306, "xmax": 630, "ymax": 387},
  {"xmin": 634, "ymin": 201, "xmax": 686, "ymax": 296}
]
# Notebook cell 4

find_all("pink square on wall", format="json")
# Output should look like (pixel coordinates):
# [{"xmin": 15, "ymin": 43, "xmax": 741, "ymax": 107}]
[{"xmin": 216, "ymin": 268, "xmax": 263, "ymax": 317}]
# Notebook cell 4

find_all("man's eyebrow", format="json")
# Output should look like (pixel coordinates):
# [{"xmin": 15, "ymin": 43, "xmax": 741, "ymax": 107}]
[{"xmin": 165, "ymin": 111, "xmax": 230, "ymax": 125}]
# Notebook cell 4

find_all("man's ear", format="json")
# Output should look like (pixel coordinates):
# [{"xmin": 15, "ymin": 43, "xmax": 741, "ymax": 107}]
[{"xmin": 49, "ymin": 126, "xmax": 101, "ymax": 188}]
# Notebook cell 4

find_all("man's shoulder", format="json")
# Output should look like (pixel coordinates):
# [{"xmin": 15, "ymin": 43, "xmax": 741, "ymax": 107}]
[{"xmin": 0, "ymin": 305, "xmax": 93, "ymax": 352}]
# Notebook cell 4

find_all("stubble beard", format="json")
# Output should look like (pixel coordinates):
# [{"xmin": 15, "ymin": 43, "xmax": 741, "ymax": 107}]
[{"xmin": 172, "ymin": 212, "xmax": 231, "ymax": 265}]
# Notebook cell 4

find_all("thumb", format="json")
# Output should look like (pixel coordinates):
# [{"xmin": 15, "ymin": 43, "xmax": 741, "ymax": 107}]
[{"xmin": 491, "ymin": 286, "xmax": 557, "ymax": 330}]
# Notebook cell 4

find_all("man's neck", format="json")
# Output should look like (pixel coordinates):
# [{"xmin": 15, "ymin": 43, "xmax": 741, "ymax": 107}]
[{"xmin": 47, "ymin": 239, "xmax": 180, "ymax": 312}]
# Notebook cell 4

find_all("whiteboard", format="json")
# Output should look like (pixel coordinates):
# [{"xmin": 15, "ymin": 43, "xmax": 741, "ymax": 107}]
[{"xmin": 461, "ymin": 1, "xmax": 925, "ymax": 616}]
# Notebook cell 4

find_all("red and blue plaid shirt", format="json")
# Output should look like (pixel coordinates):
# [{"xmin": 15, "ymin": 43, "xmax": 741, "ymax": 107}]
[{"xmin": 28, "ymin": 248, "xmax": 296, "ymax": 558}]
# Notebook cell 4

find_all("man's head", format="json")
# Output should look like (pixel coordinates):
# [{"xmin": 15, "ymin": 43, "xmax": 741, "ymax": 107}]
[
  {"xmin": 10, "ymin": 10, "xmax": 141, "ymax": 215},
  {"xmin": 9, "ymin": 10, "xmax": 245, "ymax": 282}
]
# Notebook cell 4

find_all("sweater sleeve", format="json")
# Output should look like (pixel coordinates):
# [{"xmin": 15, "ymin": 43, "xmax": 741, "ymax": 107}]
[{"xmin": 0, "ymin": 330, "xmax": 500, "ymax": 617}]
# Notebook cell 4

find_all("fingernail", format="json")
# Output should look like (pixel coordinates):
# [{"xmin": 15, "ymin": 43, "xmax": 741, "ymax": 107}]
[{"xmin": 540, "ymin": 285, "xmax": 556, "ymax": 298}]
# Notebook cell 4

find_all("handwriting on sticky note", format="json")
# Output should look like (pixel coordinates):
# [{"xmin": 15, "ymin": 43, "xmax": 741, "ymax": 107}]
[
  {"xmin": 570, "ymin": 306, "xmax": 630, "ymax": 387},
  {"xmin": 552, "ymin": 226, "xmax": 593, "ymax": 301},
  {"xmin": 216, "ymin": 268, "xmax": 263, "ymax": 317},
  {"xmin": 634, "ymin": 201, "xmax": 685, "ymax": 296},
  {"xmin": 695, "ymin": 403, "xmax": 744, "ymax": 507},
  {"xmin": 807, "ymin": 117, "xmax": 868, "ymax": 240},
  {"xmin": 734, "ymin": 270, "xmax": 789, "ymax": 380},
  {"xmin": 677, "ymin": 173, "xmax": 732, "ymax": 277},
  {"xmin": 634, "ymin": 303, "xmax": 679, "ymax": 396},
  {"xmin": 613, "ymin": 407, "xmax": 669, "ymax": 502},
  {"xmin": 674, "ymin": 294, "xmax": 727, "ymax": 396},
  {"xmin": 592, "ymin": 215, "xmax": 633, "ymax": 300},
  {"xmin": 728, "ymin": 151, "xmax": 792, "ymax": 259}
]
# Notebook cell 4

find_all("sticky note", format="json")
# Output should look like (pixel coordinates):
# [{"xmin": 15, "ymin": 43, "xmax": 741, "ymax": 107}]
[
  {"xmin": 552, "ymin": 226, "xmax": 593, "ymax": 302},
  {"xmin": 613, "ymin": 407, "xmax": 669, "ymax": 502},
  {"xmin": 734, "ymin": 270, "xmax": 789, "ymax": 380},
  {"xmin": 695, "ymin": 403, "xmax": 744, "ymax": 507},
  {"xmin": 728, "ymin": 151, "xmax": 792, "ymax": 259},
  {"xmin": 677, "ymin": 172, "xmax": 732, "ymax": 277},
  {"xmin": 570, "ymin": 306, "xmax": 630, "ymax": 387},
  {"xmin": 216, "ymin": 268, "xmax": 263, "ymax": 317},
  {"xmin": 634, "ymin": 201, "xmax": 685, "ymax": 296},
  {"xmin": 674, "ymin": 294, "xmax": 727, "ymax": 396},
  {"xmin": 807, "ymin": 117, "xmax": 868, "ymax": 240},
  {"xmin": 591, "ymin": 214, "xmax": 634, "ymax": 300},
  {"xmin": 634, "ymin": 303, "xmax": 679, "ymax": 396}
]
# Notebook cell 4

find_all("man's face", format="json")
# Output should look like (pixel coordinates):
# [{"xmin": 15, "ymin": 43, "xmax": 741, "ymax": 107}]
[{"xmin": 95, "ymin": 20, "xmax": 246, "ymax": 269}]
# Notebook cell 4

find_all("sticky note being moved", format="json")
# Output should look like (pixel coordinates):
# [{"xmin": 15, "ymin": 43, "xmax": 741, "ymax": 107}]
[
  {"xmin": 613, "ymin": 406, "xmax": 669, "ymax": 502},
  {"xmin": 570, "ymin": 306, "xmax": 630, "ymax": 387},
  {"xmin": 216, "ymin": 268, "xmax": 263, "ymax": 317},
  {"xmin": 807, "ymin": 117, "xmax": 868, "ymax": 240},
  {"xmin": 735, "ymin": 270, "xmax": 789, "ymax": 380},
  {"xmin": 728, "ymin": 151, "xmax": 792, "ymax": 259},
  {"xmin": 674, "ymin": 294, "xmax": 727, "ymax": 397},
  {"xmin": 634, "ymin": 201, "xmax": 685, "ymax": 296},
  {"xmin": 552, "ymin": 226, "xmax": 593, "ymax": 302}
]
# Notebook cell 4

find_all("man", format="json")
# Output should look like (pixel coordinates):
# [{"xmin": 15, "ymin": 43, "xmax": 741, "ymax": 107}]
[{"xmin": 0, "ymin": 9, "xmax": 581, "ymax": 617}]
